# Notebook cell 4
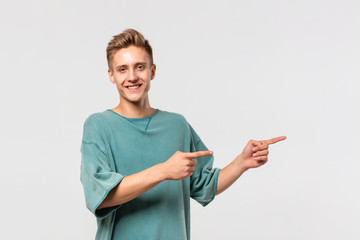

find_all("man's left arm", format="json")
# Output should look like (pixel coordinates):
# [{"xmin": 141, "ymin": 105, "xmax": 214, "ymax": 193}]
[{"xmin": 216, "ymin": 136, "xmax": 286, "ymax": 195}]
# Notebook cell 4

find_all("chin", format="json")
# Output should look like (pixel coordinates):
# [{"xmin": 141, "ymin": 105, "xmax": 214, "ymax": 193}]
[{"xmin": 121, "ymin": 96, "xmax": 144, "ymax": 104}]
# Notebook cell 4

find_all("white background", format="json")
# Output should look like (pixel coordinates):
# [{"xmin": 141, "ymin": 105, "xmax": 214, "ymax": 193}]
[{"xmin": 1, "ymin": 0, "xmax": 359, "ymax": 239}]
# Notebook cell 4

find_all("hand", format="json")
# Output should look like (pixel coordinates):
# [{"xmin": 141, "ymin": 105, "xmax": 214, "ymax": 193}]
[
  {"xmin": 161, "ymin": 150, "xmax": 213, "ymax": 180},
  {"xmin": 237, "ymin": 136, "xmax": 286, "ymax": 170}
]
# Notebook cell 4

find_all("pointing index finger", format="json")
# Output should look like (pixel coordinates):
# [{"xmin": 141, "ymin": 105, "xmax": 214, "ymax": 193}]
[
  {"xmin": 185, "ymin": 151, "xmax": 213, "ymax": 158},
  {"xmin": 264, "ymin": 136, "xmax": 287, "ymax": 145}
]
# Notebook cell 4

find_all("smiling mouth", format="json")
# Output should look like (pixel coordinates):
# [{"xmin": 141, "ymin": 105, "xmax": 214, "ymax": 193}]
[{"xmin": 126, "ymin": 84, "xmax": 142, "ymax": 90}]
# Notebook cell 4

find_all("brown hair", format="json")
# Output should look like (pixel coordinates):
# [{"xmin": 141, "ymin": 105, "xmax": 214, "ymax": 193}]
[{"xmin": 106, "ymin": 29, "xmax": 153, "ymax": 71}]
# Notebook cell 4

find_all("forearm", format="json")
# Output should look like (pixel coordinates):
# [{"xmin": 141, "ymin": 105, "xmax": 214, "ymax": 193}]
[
  {"xmin": 97, "ymin": 150, "xmax": 213, "ymax": 210},
  {"xmin": 98, "ymin": 163, "xmax": 165, "ymax": 210},
  {"xmin": 216, "ymin": 156, "xmax": 248, "ymax": 195}
]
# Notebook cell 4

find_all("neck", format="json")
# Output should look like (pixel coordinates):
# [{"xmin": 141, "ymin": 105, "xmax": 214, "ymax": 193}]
[{"xmin": 112, "ymin": 97, "xmax": 155, "ymax": 118}]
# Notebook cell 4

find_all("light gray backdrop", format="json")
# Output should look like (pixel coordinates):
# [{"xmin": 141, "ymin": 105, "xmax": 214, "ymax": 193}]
[{"xmin": 1, "ymin": 0, "xmax": 359, "ymax": 239}]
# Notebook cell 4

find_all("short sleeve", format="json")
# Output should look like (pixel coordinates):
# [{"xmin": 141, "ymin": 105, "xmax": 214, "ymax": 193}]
[
  {"xmin": 189, "ymin": 125, "xmax": 221, "ymax": 207},
  {"xmin": 80, "ymin": 115, "xmax": 125, "ymax": 219}
]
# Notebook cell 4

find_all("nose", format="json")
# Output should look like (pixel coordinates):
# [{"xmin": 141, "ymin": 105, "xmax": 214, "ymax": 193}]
[{"xmin": 128, "ymin": 69, "xmax": 138, "ymax": 82}]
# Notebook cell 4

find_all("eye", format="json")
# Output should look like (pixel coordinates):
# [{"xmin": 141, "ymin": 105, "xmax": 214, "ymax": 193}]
[
  {"xmin": 137, "ymin": 65, "xmax": 144, "ymax": 70},
  {"xmin": 118, "ymin": 67, "xmax": 126, "ymax": 73}
]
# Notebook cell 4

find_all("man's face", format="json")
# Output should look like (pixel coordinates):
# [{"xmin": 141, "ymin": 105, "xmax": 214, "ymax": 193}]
[{"xmin": 108, "ymin": 46, "xmax": 156, "ymax": 104}]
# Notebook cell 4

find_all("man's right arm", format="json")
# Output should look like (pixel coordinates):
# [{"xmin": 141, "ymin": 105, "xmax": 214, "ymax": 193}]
[{"xmin": 97, "ymin": 150, "xmax": 213, "ymax": 210}]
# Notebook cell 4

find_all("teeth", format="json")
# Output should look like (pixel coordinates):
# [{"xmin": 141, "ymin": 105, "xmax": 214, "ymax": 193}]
[{"xmin": 128, "ymin": 85, "xmax": 140, "ymax": 89}]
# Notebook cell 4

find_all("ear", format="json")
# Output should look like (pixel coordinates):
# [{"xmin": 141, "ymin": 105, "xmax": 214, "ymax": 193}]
[
  {"xmin": 108, "ymin": 69, "xmax": 116, "ymax": 84},
  {"xmin": 150, "ymin": 64, "xmax": 156, "ymax": 80}
]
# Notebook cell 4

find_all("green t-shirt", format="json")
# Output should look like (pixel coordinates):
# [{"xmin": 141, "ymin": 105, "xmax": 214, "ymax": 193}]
[{"xmin": 80, "ymin": 109, "xmax": 220, "ymax": 240}]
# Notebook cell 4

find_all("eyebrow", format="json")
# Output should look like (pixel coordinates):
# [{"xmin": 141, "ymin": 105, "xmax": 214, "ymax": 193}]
[{"xmin": 115, "ymin": 62, "xmax": 148, "ymax": 70}]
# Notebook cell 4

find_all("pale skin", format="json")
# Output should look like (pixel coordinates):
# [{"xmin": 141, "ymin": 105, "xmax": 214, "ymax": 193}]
[{"xmin": 98, "ymin": 45, "xmax": 286, "ymax": 210}]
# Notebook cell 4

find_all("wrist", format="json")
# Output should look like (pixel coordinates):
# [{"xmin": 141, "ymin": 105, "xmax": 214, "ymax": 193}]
[
  {"xmin": 155, "ymin": 163, "xmax": 168, "ymax": 182},
  {"xmin": 235, "ymin": 153, "xmax": 250, "ymax": 172}
]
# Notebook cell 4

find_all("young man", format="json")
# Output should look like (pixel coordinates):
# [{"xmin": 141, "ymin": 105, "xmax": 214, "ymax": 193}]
[{"xmin": 81, "ymin": 29, "xmax": 286, "ymax": 240}]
